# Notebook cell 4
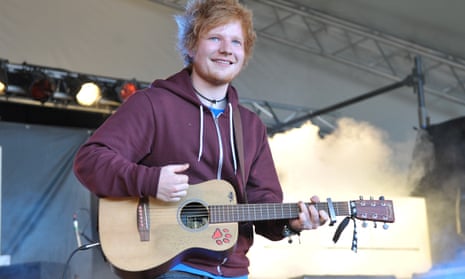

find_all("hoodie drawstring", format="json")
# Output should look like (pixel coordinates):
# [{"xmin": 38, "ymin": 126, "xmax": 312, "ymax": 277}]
[
  {"xmin": 197, "ymin": 105, "xmax": 204, "ymax": 161},
  {"xmin": 197, "ymin": 103, "xmax": 238, "ymax": 175},
  {"xmin": 229, "ymin": 103, "xmax": 238, "ymax": 175}
]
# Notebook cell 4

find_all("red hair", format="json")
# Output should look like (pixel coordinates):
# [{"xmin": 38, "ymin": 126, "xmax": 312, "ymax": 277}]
[{"xmin": 175, "ymin": 0, "xmax": 257, "ymax": 66}]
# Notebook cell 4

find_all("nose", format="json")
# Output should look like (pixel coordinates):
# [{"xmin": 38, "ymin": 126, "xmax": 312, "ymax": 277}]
[{"xmin": 219, "ymin": 40, "xmax": 233, "ymax": 55}]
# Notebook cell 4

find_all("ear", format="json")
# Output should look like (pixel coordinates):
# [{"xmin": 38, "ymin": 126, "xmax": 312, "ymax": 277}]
[{"xmin": 187, "ymin": 49, "xmax": 195, "ymax": 60}]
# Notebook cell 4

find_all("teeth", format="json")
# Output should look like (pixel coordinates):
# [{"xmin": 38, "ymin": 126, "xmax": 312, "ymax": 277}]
[{"xmin": 214, "ymin": 59, "xmax": 232, "ymax": 65}]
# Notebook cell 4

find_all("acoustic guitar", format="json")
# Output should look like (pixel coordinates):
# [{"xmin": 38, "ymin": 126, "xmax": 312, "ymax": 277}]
[{"xmin": 98, "ymin": 179, "xmax": 395, "ymax": 278}]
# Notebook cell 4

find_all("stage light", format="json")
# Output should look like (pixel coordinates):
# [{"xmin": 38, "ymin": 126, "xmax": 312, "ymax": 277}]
[
  {"xmin": 0, "ymin": 59, "xmax": 149, "ymax": 111},
  {"xmin": 117, "ymin": 80, "xmax": 138, "ymax": 102},
  {"xmin": 3, "ymin": 67, "xmax": 56, "ymax": 102},
  {"xmin": 0, "ymin": 61, "xmax": 7, "ymax": 95},
  {"xmin": 0, "ymin": 81, "xmax": 5, "ymax": 95},
  {"xmin": 29, "ymin": 71, "xmax": 55, "ymax": 102},
  {"xmin": 75, "ymin": 81, "xmax": 101, "ymax": 106}
]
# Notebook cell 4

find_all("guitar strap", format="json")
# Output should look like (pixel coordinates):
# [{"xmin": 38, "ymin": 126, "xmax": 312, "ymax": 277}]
[{"xmin": 233, "ymin": 107, "xmax": 248, "ymax": 204}]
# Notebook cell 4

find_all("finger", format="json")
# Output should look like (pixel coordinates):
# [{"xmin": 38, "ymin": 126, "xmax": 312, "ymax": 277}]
[
  {"xmin": 308, "ymin": 204, "xmax": 320, "ymax": 227},
  {"xmin": 309, "ymin": 195, "xmax": 325, "ymax": 226},
  {"xmin": 298, "ymin": 202, "xmax": 312, "ymax": 229},
  {"xmin": 319, "ymin": 209, "xmax": 329, "ymax": 225},
  {"xmin": 173, "ymin": 190, "xmax": 188, "ymax": 198},
  {"xmin": 310, "ymin": 195, "xmax": 329, "ymax": 225},
  {"xmin": 170, "ymin": 163, "xmax": 189, "ymax": 173},
  {"xmin": 176, "ymin": 175, "xmax": 189, "ymax": 185},
  {"xmin": 170, "ymin": 164, "xmax": 189, "ymax": 184},
  {"xmin": 298, "ymin": 201, "xmax": 309, "ymax": 215},
  {"xmin": 174, "ymin": 182, "xmax": 189, "ymax": 191},
  {"xmin": 298, "ymin": 212, "xmax": 312, "ymax": 230},
  {"xmin": 168, "ymin": 189, "xmax": 187, "ymax": 202}
]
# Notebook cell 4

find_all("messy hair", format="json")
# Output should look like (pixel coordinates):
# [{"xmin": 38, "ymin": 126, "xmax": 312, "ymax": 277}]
[{"xmin": 175, "ymin": 0, "xmax": 257, "ymax": 67}]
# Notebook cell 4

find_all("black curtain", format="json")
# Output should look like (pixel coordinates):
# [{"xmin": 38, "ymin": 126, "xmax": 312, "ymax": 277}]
[{"xmin": 0, "ymin": 121, "xmax": 116, "ymax": 278}]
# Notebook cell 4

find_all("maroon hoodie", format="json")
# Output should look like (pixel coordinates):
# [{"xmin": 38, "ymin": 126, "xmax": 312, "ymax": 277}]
[{"xmin": 73, "ymin": 68, "xmax": 287, "ymax": 277}]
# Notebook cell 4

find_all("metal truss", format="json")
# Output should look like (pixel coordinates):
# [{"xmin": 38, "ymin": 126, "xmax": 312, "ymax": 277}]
[
  {"xmin": 239, "ymin": 97, "xmax": 338, "ymax": 136},
  {"xmin": 150, "ymin": 0, "xmax": 465, "ymax": 134}
]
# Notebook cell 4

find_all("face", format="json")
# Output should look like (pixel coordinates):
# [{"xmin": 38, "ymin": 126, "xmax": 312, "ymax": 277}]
[{"xmin": 190, "ymin": 20, "xmax": 246, "ymax": 87}]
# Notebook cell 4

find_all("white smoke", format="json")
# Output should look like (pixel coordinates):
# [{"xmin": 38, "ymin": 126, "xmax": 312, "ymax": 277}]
[{"xmin": 269, "ymin": 118, "xmax": 415, "ymax": 202}]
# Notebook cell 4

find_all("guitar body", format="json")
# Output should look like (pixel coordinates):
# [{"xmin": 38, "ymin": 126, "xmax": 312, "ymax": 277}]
[{"xmin": 99, "ymin": 180, "xmax": 239, "ymax": 278}]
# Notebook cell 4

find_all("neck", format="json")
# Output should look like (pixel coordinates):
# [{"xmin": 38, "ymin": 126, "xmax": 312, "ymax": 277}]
[
  {"xmin": 193, "ymin": 87, "xmax": 227, "ymax": 106},
  {"xmin": 191, "ymin": 74, "xmax": 228, "ymax": 108},
  {"xmin": 190, "ymin": 71, "xmax": 228, "ymax": 101}
]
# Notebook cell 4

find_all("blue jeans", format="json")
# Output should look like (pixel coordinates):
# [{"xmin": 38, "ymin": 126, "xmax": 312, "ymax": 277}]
[{"xmin": 155, "ymin": 271, "xmax": 211, "ymax": 279}]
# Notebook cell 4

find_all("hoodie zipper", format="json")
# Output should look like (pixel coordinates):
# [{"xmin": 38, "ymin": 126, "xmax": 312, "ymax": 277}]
[{"xmin": 212, "ymin": 111, "xmax": 224, "ymax": 179}]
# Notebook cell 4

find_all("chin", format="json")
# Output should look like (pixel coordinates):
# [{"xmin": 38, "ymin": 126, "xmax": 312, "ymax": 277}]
[{"xmin": 209, "ymin": 75, "xmax": 236, "ymax": 85}]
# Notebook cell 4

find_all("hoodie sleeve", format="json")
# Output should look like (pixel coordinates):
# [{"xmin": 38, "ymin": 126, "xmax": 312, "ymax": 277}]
[
  {"xmin": 248, "ymin": 140, "xmax": 287, "ymax": 241},
  {"xmin": 240, "ymin": 109, "xmax": 287, "ymax": 241},
  {"xmin": 73, "ymin": 91, "xmax": 161, "ymax": 197}
]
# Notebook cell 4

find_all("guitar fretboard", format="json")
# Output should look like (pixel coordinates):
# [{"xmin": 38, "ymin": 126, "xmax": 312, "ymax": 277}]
[{"xmin": 208, "ymin": 202, "xmax": 350, "ymax": 223}]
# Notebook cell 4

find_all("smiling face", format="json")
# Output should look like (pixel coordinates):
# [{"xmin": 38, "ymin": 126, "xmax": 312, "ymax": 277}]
[{"xmin": 190, "ymin": 20, "xmax": 245, "ymax": 87}]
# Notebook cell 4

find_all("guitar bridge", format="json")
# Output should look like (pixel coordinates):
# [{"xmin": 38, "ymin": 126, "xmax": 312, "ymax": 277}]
[{"xmin": 137, "ymin": 197, "xmax": 150, "ymax": 241}]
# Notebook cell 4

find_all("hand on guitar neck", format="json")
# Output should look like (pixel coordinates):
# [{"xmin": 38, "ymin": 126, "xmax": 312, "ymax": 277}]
[{"xmin": 289, "ymin": 197, "xmax": 330, "ymax": 232}]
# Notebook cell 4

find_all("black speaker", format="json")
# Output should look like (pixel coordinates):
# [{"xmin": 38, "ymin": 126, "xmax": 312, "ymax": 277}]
[{"xmin": 411, "ymin": 117, "xmax": 465, "ymax": 263}]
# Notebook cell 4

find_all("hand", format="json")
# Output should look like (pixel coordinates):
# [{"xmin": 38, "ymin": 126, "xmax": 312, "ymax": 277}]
[
  {"xmin": 289, "ymin": 195, "xmax": 329, "ymax": 231},
  {"xmin": 156, "ymin": 164, "xmax": 189, "ymax": 202}
]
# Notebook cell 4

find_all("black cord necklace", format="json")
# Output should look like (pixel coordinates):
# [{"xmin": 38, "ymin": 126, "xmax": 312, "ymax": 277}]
[{"xmin": 193, "ymin": 87, "xmax": 227, "ymax": 104}]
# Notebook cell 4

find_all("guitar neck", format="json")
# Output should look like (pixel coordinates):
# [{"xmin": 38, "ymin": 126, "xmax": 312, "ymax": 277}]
[{"xmin": 209, "ymin": 202, "xmax": 350, "ymax": 223}]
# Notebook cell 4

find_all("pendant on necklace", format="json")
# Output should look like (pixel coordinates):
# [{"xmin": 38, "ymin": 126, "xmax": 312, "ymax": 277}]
[{"xmin": 194, "ymin": 87, "xmax": 227, "ymax": 105}]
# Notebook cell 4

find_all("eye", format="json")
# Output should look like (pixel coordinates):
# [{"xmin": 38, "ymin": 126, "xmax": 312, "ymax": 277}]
[
  {"xmin": 232, "ymin": 40, "xmax": 242, "ymax": 46},
  {"xmin": 209, "ymin": 36, "xmax": 220, "ymax": 42}
]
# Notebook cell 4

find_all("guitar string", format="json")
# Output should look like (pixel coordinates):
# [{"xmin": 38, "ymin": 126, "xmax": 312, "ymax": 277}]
[
  {"xmin": 146, "ymin": 203, "xmax": 352, "ymax": 218},
  {"xmin": 146, "ymin": 202, "xmax": 351, "ymax": 211},
  {"xmin": 146, "ymin": 203, "xmax": 351, "ymax": 212},
  {"xmin": 142, "ymin": 201, "xmax": 390, "ymax": 223}
]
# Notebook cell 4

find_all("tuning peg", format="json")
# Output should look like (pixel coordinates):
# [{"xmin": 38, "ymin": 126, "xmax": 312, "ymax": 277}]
[
  {"xmin": 362, "ymin": 221, "xmax": 368, "ymax": 228},
  {"xmin": 370, "ymin": 196, "xmax": 374, "ymax": 200},
  {"xmin": 379, "ymin": 196, "xmax": 385, "ymax": 200},
  {"xmin": 373, "ymin": 221, "xmax": 377, "ymax": 229},
  {"xmin": 383, "ymin": 223, "xmax": 389, "ymax": 230},
  {"xmin": 359, "ymin": 195, "xmax": 363, "ymax": 200}
]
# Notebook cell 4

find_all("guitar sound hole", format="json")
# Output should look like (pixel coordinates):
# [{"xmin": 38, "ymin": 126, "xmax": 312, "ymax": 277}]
[{"xmin": 179, "ymin": 202, "xmax": 209, "ymax": 231}]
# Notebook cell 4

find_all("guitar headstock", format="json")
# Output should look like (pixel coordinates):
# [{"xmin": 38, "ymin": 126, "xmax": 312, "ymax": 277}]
[{"xmin": 352, "ymin": 198, "xmax": 395, "ymax": 223}]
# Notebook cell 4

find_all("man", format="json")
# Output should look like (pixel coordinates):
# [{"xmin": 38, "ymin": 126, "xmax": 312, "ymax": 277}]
[{"xmin": 73, "ymin": 0, "xmax": 328, "ymax": 278}]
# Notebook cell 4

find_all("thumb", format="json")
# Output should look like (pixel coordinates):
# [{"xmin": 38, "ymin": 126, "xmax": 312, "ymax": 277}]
[{"xmin": 171, "ymin": 163, "xmax": 189, "ymax": 173}]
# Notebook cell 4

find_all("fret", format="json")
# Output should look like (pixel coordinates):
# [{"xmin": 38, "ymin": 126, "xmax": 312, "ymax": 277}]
[
  {"xmin": 314, "ymin": 201, "xmax": 351, "ymax": 216},
  {"xmin": 209, "ymin": 202, "xmax": 350, "ymax": 224}
]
